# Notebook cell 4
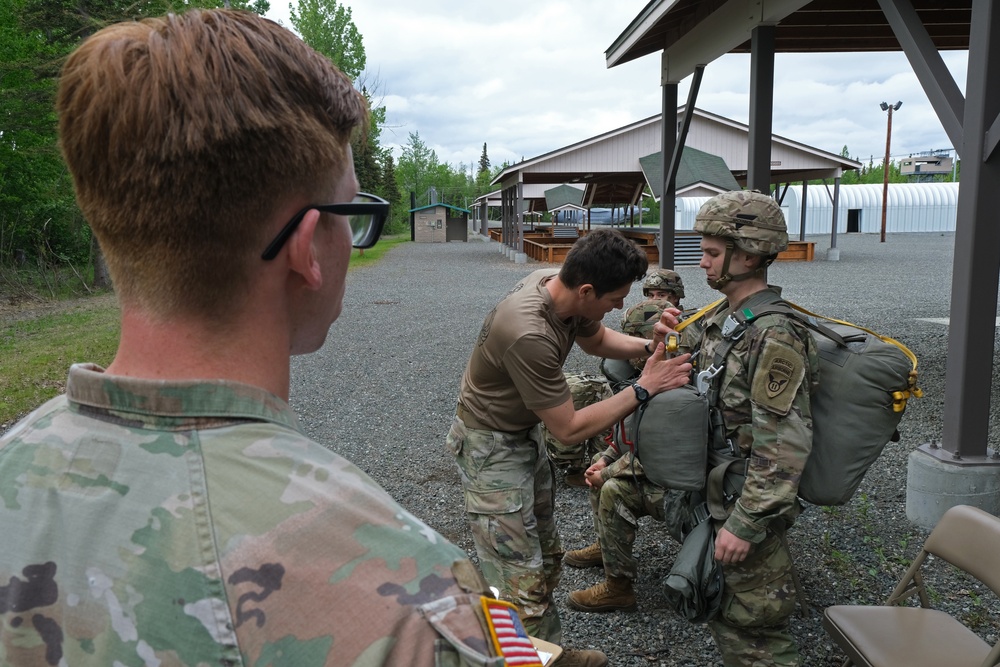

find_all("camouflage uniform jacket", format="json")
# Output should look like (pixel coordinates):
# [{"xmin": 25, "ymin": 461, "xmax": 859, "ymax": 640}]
[
  {"xmin": 679, "ymin": 288, "xmax": 820, "ymax": 544},
  {"xmin": 0, "ymin": 364, "xmax": 503, "ymax": 667}
]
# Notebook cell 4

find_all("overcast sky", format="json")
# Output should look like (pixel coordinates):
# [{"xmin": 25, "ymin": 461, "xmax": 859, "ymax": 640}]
[{"xmin": 266, "ymin": 1, "xmax": 969, "ymax": 173}]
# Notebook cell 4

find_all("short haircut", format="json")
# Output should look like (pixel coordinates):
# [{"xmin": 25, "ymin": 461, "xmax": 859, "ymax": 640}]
[
  {"xmin": 57, "ymin": 9, "xmax": 367, "ymax": 319},
  {"xmin": 559, "ymin": 229, "xmax": 648, "ymax": 296}
]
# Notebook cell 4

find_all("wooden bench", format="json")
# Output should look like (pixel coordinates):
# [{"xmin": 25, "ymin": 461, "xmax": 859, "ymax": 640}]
[{"xmin": 777, "ymin": 241, "xmax": 815, "ymax": 262}]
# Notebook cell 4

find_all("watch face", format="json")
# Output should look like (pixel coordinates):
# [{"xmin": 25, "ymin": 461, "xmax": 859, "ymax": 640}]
[{"xmin": 633, "ymin": 383, "xmax": 650, "ymax": 402}]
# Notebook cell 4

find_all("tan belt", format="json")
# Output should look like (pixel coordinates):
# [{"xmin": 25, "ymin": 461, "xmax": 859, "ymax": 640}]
[{"xmin": 456, "ymin": 403, "xmax": 489, "ymax": 430}]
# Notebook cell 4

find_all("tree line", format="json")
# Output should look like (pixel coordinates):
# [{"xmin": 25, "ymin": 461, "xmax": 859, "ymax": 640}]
[
  {"xmin": 0, "ymin": 0, "xmax": 502, "ymax": 299},
  {"xmin": 5, "ymin": 0, "xmax": 954, "ymax": 300}
]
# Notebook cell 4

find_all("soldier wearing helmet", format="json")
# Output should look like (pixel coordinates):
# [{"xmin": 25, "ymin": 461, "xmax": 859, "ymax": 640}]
[
  {"xmin": 641, "ymin": 269, "xmax": 685, "ymax": 307},
  {"xmin": 659, "ymin": 191, "xmax": 819, "ymax": 665},
  {"xmin": 692, "ymin": 189, "xmax": 788, "ymax": 289},
  {"xmin": 563, "ymin": 287, "xmax": 681, "ymax": 614},
  {"xmin": 619, "ymin": 297, "xmax": 671, "ymax": 372}
]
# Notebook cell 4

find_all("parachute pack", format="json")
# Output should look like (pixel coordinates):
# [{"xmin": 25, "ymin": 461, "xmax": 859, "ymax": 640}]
[
  {"xmin": 753, "ymin": 301, "xmax": 922, "ymax": 505},
  {"xmin": 608, "ymin": 297, "xmax": 921, "ymax": 507}
]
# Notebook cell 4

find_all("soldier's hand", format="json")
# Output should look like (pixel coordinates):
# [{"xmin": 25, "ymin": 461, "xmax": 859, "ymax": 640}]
[
  {"xmin": 714, "ymin": 528, "xmax": 751, "ymax": 564},
  {"xmin": 639, "ymin": 344, "xmax": 691, "ymax": 395},
  {"xmin": 584, "ymin": 465, "xmax": 605, "ymax": 489}
]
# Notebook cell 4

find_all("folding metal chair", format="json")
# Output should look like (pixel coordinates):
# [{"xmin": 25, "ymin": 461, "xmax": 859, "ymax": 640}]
[{"xmin": 823, "ymin": 504, "xmax": 1000, "ymax": 667}]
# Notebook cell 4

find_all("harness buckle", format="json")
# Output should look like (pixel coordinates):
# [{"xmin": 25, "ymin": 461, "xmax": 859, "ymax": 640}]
[
  {"xmin": 691, "ymin": 502, "xmax": 711, "ymax": 526},
  {"xmin": 721, "ymin": 313, "xmax": 748, "ymax": 340},
  {"xmin": 696, "ymin": 365, "xmax": 723, "ymax": 394}
]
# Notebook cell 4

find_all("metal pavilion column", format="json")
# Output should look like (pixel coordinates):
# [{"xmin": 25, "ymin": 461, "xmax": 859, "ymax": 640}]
[
  {"xmin": 871, "ymin": 0, "xmax": 1000, "ymax": 525},
  {"xmin": 516, "ymin": 178, "xmax": 524, "ymax": 255},
  {"xmin": 877, "ymin": 0, "xmax": 1000, "ymax": 460},
  {"xmin": 747, "ymin": 25, "xmax": 775, "ymax": 193},
  {"xmin": 940, "ymin": 0, "xmax": 1000, "ymax": 459},
  {"xmin": 660, "ymin": 58, "xmax": 678, "ymax": 269},
  {"xmin": 502, "ymin": 186, "xmax": 512, "ymax": 252},
  {"xmin": 798, "ymin": 180, "xmax": 808, "ymax": 241}
]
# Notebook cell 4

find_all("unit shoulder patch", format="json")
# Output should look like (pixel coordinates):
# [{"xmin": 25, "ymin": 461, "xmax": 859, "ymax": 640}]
[{"xmin": 751, "ymin": 338, "xmax": 805, "ymax": 415}]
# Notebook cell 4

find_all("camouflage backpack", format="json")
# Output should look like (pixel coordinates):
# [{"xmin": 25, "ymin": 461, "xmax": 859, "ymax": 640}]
[{"xmin": 542, "ymin": 372, "xmax": 613, "ymax": 470}]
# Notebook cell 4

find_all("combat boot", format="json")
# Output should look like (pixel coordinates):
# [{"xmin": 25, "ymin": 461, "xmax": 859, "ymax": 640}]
[
  {"xmin": 567, "ymin": 576, "xmax": 637, "ymax": 613},
  {"xmin": 563, "ymin": 470, "xmax": 588, "ymax": 487},
  {"xmin": 564, "ymin": 542, "xmax": 603, "ymax": 568},
  {"xmin": 552, "ymin": 648, "xmax": 608, "ymax": 667}
]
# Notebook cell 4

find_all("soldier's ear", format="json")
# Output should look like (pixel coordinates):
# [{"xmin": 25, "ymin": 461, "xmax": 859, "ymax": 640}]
[
  {"xmin": 578, "ymin": 284, "xmax": 595, "ymax": 299},
  {"xmin": 732, "ymin": 248, "xmax": 758, "ymax": 272},
  {"xmin": 287, "ymin": 209, "xmax": 323, "ymax": 290}
]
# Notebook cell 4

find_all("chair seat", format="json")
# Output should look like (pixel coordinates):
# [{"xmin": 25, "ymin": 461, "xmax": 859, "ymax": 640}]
[{"xmin": 824, "ymin": 605, "xmax": 991, "ymax": 667}]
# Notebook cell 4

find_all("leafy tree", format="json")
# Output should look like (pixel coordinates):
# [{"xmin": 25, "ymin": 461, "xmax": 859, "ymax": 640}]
[
  {"xmin": 288, "ymin": 4, "xmax": 404, "ymax": 234},
  {"xmin": 397, "ymin": 131, "xmax": 439, "ymax": 205},
  {"xmin": 289, "ymin": 0, "xmax": 364, "ymax": 79},
  {"xmin": 1, "ymin": 0, "xmax": 270, "ymax": 292}
]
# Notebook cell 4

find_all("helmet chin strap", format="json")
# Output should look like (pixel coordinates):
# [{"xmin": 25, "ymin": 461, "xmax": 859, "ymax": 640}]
[{"xmin": 706, "ymin": 242, "xmax": 771, "ymax": 290}]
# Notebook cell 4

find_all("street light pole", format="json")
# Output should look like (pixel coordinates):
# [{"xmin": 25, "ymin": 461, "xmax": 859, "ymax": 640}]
[{"xmin": 879, "ymin": 101, "xmax": 902, "ymax": 243}]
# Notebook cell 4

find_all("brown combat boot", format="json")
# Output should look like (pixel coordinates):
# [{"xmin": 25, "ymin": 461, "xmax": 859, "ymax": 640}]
[
  {"xmin": 567, "ymin": 576, "xmax": 637, "ymax": 613},
  {"xmin": 563, "ymin": 470, "xmax": 588, "ymax": 487},
  {"xmin": 563, "ymin": 542, "xmax": 603, "ymax": 568},
  {"xmin": 552, "ymin": 648, "xmax": 608, "ymax": 667}
]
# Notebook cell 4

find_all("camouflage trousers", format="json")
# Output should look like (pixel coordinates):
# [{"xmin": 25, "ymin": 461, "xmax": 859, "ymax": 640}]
[
  {"xmin": 662, "ymin": 493, "xmax": 800, "ymax": 667},
  {"xmin": 542, "ymin": 373, "xmax": 613, "ymax": 472},
  {"xmin": 586, "ymin": 473, "xmax": 679, "ymax": 580},
  {"xmin": 446, "ymin": 416, "xmax": 564, "ymax": 643},
  {"xmin": 545, "ymin": 434, "xmax": 607, "ymax": 473}
]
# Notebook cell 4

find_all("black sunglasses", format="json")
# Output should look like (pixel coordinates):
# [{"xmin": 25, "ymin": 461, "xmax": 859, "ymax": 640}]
[{"xmin": 261, "ymin": 192, "xmax": 390, "ymax": 260}]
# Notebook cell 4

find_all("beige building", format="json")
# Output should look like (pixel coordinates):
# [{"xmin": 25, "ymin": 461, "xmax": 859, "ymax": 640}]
[{"xmin": 410, "ymin": 203, "xmax": 471, "ymax": 243}]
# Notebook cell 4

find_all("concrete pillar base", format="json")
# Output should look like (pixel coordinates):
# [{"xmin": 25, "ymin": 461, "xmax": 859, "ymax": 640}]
[
  {"xmin": 906, "ymin": 445, "xmax": 1000, "ymax": 529},
  {"xmin": 826, "ymin": 247, "xmax": 841, "ymax": 261},
  {"xmin": 514, "ymin": 252, "xmax": 527, "ymax": 264}
]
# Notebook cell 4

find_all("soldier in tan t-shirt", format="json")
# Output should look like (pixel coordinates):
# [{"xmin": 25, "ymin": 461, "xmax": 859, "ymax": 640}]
[{"xmin": 447, "ymin": 229, "xmax": 692, "ymax": 667}]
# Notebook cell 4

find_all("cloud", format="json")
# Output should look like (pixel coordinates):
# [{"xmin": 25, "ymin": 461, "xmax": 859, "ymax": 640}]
[{"xmin": 269, "ymin": 1, "xmax": 969, "ymax": 169}]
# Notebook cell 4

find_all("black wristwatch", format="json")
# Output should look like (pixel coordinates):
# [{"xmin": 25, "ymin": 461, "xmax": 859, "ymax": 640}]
[{"xmin": 632, "ymin": 382, "xmax": 651, "ymax": 404}]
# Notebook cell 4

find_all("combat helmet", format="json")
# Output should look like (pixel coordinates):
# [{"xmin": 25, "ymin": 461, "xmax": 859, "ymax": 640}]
[
  {"xmin": 621, "ymin": 297, "xmax": 668, "ymax": 339},
  {"xmin": 642, "ymin": 269, "xmax": 685, "ymax": 301},
  {"xmin": 693, "ymin": 190, "xmax": 788, "ymax": 288},
  {"xmin": 621, "ymin": 298, "xmax": 669, "ymax": 370}
]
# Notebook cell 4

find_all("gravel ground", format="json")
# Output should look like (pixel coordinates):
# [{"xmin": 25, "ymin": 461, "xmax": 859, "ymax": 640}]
[
  {"xmin": 4, "ymin": 231, "xmax": 996, "ymax": 663},
  {"xmin": 292, "ymin": 230, "xmax": 1000, "ymax": 666}
]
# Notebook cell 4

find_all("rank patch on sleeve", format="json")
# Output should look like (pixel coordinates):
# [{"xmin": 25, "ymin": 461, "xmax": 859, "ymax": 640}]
[
  {"xmin": 481, "ymin": 597, "xmax": 544, "ymax": 666},
  {"xmin": 752, "ymin": 339, "xmax": 805, "ymax": 415}
]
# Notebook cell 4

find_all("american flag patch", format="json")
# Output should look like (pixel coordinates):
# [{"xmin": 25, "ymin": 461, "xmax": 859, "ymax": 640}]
[{"xmin": 481, "ymin": 597, "xmax": 544, "ymax": 667}]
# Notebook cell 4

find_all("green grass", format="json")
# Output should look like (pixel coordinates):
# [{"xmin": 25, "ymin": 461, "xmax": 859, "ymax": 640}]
[
  {"xmin": 1, "ymin": 295, "xmax": 120, "ymax": 426},
  {"xmin": 349, "ymin": 234, "xmax": 409, "ymax": 268},
  {"xmin": 0, "ymin": 237, "xmax": 410, "ymax": 427}
]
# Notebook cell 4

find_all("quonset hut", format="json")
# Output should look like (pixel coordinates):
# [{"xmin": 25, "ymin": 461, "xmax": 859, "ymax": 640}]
[{"xmin": 674, "ymin": 182, "xmax": 960, "ymax": 235}]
